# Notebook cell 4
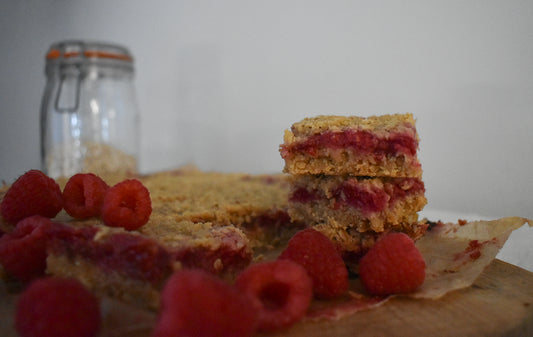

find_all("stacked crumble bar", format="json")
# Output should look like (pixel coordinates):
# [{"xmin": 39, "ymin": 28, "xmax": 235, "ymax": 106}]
[{"xmin": 280, "ymin": 114, "xmax": 428, "ymax": 264}]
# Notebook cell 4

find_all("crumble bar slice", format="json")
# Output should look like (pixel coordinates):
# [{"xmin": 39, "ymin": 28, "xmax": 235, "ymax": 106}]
[
  {"xmin": 280, "ymin": 113, "xmax": 422, "ymax": 177},
  {"xmin": 46, "ymin": 220, "xmax": 251, "ymax": 310},
  {"xmin": 288, "ymin": 175, "xmax": 427, "ymax": 233}
]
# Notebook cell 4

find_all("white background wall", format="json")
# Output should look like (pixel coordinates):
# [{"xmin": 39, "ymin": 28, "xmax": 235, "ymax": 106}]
[{"xmin": 1, "ymin": 1, "xmax": 532, "ymax": 223}]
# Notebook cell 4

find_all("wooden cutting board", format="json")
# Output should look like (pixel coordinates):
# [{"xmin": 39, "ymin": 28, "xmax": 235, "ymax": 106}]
[{"xmin": 1, "ymin": 259, "xmax": 532, "ymax": 337}]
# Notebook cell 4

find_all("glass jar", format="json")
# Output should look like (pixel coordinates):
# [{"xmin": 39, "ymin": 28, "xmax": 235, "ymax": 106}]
[{"xmin": 40, "ymin": 40, "xmax": 140, "ymax": 179}]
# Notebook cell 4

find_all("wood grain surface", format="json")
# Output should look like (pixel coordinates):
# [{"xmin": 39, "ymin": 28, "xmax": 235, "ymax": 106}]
[{"xmin": 1, "ymin": 259, "xmax": 532, "ymax": 337}]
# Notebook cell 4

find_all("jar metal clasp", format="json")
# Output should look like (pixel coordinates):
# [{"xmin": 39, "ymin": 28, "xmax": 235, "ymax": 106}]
[
  {"xmin": 54, "ymin": 64, "xmax": 82, "ymax": 113},
  {"xmin": 52, "ymin": 41, "xmax": 87, "ymax": 113}
]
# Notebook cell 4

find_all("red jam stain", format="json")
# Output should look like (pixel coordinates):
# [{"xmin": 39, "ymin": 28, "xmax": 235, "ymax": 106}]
[
  {"xmin": 281, "ymin": 126, "xmax": 418, "ymax": 159},
  {"xmin": 454, "ymin": 238, "xmax": 498, "ymax": 263},
  {"xmin": 464, "ymin": 240, "xmax": 482, "ymax": 260}
]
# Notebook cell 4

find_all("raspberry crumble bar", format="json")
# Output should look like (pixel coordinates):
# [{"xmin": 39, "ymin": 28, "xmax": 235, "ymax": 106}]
[
  {"xmin": 280, "ymin": 113, "xmax": 422, "ymax": 178},
  {"xmin": 46, "ymin": 220, "xmax": 251, "ymax": 309},
  {"xmin": 288, "ymin": 175, "xmax": 427, "ymax": 233}
]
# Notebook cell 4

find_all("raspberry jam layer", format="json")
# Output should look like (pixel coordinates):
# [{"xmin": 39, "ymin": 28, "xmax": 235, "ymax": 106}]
[
  {"xmin": 290, "ymin": 178, "xmax": 425, "ymax": 216},
  {"xmin": 48, "ymin": 223, "xmax": 252, "ymax": 285},
  {"xmin": 48, "ymin": 224, "xmax": 173, "ymax": 285},
  {"xmin": 281, "ymin": 127, "xmax": 418, "ymax": 159}
]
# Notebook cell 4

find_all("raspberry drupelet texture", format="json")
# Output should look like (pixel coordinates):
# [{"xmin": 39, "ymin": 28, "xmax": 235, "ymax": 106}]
[
  {"xmin": 15, "ymin": 277, "xmax": 101, "ymax": 337},
  {"xmin": 152, "ymin": 269, "xmax": 258, "ymax": 337},
  {"xmin": 235, "ymin": 259, "xmax": 313, "ymax": 331},
  {"xmin": 63, "ymin": 173, "xmax": 109, "ymax": 219},
  {"xmin": 279, "ymin": 228, "xmax": 349, "ymax": 299},
  {"xmin": 0, "ymin": 170, "xmax": 63, "ymax": 225},
  {"xmin": 101, "ymin": 179, "xmax": 152, "ymax": 230},
  {"xmin": 359, "ymin": 232, "xmax": 426, "ymax": 296},
  {"xmin": 0, "ymin": 216, "xmax": 58, "ymax": 282}
]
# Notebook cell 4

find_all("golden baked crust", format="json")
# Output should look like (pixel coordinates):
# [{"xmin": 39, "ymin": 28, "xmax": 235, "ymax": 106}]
[
  {"xmin": 288, "ymin": 113, "xmax": 417, "ymax": 138},
  {"xmin": 140, "ymin": 169, "xmax": 289, "ymax": 228}
]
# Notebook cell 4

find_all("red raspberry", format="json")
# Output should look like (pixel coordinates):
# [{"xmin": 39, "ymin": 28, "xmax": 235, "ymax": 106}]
[
  {"xmin": 279, "ymin": 228, "xmax": 349, "ymax": 299},
  {"xmin": 63, "ymin": 173, "xmax": 109, "ymax": 219},
  {"xmin": 152, "ymin": 269, "xmax": 258, "ymax": 337},
  {"xmin": 235, "ymin": 259, "xmax": 312, "ymax": 331},
  {"xmin": 101, "ymin": 179, "xmax": 152, "ymax": 230},
  {"xmin": 0, "ymin": 216, "xmax": 57, "ymax": 282},
  {"xmin": 359, "ymin": 232, "xmax": 426, "ymax": 296},
  {"xmin": 15, "ymin": 277, "xmax": 101, "ymax": 337},
  {"xmin": 0, "ymin": 170, "xmax": 63, "ymax": 224}
]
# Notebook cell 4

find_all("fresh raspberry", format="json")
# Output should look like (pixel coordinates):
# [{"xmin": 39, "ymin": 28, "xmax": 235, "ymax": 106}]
[
  {"xmin": 235, "ymin": 259, "xmax": 312, "ymax": 331},
  {"xmin": 101, "ymin": 179, "xmax": 152, "ymax": 230},
  {"xmin": 359, "ymin": 232, "xmax": 426, "ymax": 296},
  {"xmin": 0, "ymin": 170, "xmax": 63, "ymax": 225},
  {"xmin": 0, "ymin": 216, "xmax": 58, "ymax": 282},
  {"xmin": 63, "ymin": 173, "xmax": 109, "ymax": 219},
  {"xmin": 15, "ymin": 277, "xmax": 101, "ymax": 337},
  {"xmin": 152, "ymin": 269, "xmax": 258, "ymax": 337},
  {"xmin": 279, "ymin": 228, "xmax": 349, "ymax": 299}
]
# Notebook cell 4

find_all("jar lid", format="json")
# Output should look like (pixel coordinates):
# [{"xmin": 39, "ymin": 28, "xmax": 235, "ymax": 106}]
[{"xmin": 45, "ymin": 40, "xmax": 134, "ymax": 70}]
